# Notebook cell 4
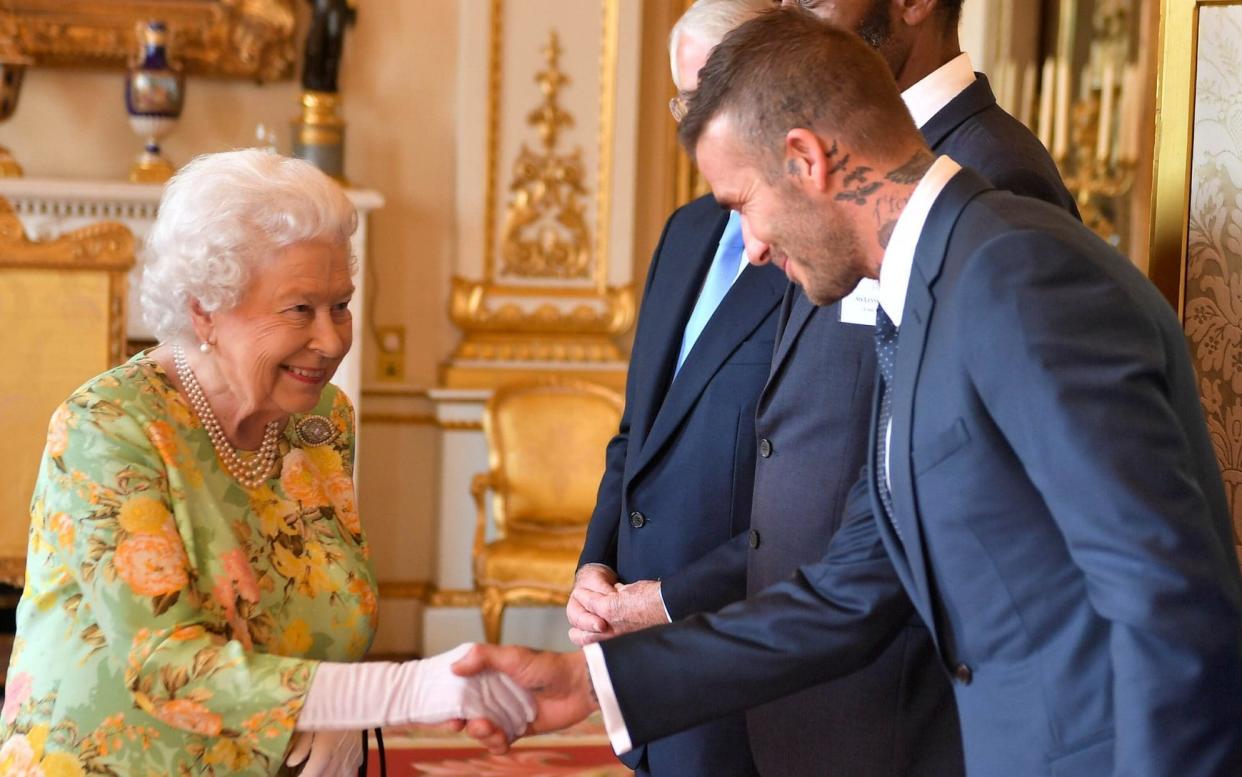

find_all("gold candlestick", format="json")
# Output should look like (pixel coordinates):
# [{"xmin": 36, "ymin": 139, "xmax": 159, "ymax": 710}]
[{"xmin": 1054, "ymin": 89, "xmax": 1135, "ymax": 245}]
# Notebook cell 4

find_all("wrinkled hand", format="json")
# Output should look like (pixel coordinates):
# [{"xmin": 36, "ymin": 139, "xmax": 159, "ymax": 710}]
[
  {"xmin": 566, "ymin": 563, "xmax": 618, "ymax": 641},
  {"xmin": 286, "ymin": 729, "xmax": 362, "ymax": 777},
  {"xmin": 569, "ymin": 578, "xmax": 668, "ymax": 646},
  {"xmin": 452, "ymin": 645, "xmax": 597, "ymax": 755}
]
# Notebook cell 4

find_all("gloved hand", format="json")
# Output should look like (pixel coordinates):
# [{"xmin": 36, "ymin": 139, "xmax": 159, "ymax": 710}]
[
  {"xmin": 286, "ymin": 729, "xmax": 362, "ymax": 777},
  {"xmin": 296, "ymin": 643, "xmax": 536, "ymax": 741}
]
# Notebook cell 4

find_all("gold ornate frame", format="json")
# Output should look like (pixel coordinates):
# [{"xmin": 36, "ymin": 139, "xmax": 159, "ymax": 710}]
[
  {"xmin": 1147, "ymin": 0, "xmax": 1238, "ymax": 309},
  {"xmin": 0, "ymin": 0, "xmax": 297, "ymax": 82},
  {"xmin": 1148, "ymin": 0, "xmax": 1242, "ymax": 562}
]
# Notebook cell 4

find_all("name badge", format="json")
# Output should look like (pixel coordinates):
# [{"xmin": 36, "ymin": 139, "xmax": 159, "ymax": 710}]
[{"xmin": 839, "ymin": 278, "xmax": 879, "ymax": 326}]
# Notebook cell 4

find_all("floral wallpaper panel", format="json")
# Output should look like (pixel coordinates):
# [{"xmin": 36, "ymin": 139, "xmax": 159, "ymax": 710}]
[{"xmin": 1184, "ymin": 3, "xmax": 1242, "ymax": 557}]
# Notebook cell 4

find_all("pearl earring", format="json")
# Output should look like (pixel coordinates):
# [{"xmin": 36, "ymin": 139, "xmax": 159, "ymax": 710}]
[{"xmin": 199, "ymin": 342, "xmax": 212, "ymax": 354}]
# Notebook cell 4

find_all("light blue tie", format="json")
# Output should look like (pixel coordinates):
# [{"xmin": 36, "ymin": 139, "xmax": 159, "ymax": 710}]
[{"xmin": 675, "ymin": 212, "xmax": 745, "ymax": 376}]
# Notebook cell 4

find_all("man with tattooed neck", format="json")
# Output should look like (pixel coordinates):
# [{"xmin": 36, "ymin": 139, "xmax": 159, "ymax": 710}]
[
  {"xmin": 568, "ymin": 2, "xmax": 1073, "ymax": 775},
  {"xmin": 454, "ymin": 10, "xmax": 1242, "ymax": 777}
]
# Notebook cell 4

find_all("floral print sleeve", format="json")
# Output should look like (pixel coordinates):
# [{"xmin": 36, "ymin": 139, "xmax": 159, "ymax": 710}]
[{"xmin": 2, "ymin": 354, "xmax": 377, "ymax": 776}]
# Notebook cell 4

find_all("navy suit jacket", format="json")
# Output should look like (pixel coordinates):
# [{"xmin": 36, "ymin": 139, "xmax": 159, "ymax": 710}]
[
  {"xmin": 599, "ymin": 169, "xmax": 1242, "ymax": 777},
  {"xmin": 578, "ymin": 193, "xmax": 785, "ymax": 774},
  {"xmin": 669, "ymin": 73, "xmax": 1074, "ymax": 776}
]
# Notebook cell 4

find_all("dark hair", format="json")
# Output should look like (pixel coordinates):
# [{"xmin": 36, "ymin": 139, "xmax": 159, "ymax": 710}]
[
  {"xmin": 940, "ymin": 0, "xmax": 965, "ymax": 27},
  {"xmin": 677, "ymin": 7, "xmax": 921, "ymax": 170}
]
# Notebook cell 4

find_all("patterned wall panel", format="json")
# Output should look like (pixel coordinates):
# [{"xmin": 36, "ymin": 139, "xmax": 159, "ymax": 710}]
[{"xmin": 1183, "ymin": 4, "xmax": 1242, "ymax": 553}]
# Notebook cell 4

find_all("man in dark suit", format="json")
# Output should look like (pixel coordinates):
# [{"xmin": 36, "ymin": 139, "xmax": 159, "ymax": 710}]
[
  {"xmin": 570, "ymin": 2, "xmax": 780, "ymax": 774},
  {"xmin": 456, "ymin": 10, "xmax": 1242, "ymax": 776},
  {"xmin": 577, "ymin": 1, "xmax": 1074, "ymax": 774}
]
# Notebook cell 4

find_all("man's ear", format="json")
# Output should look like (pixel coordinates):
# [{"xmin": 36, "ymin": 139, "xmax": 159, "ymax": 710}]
[
  {"xmin": 784, "ymin": 128, "xmax": 839, "ymax": 195},
  {"xmin": 896, "ymin": 0, "xmax": 938, "ymax": 26},
  {"xmin": 188, "ymin": 298, "xmax": 215, "ymax": 346}
]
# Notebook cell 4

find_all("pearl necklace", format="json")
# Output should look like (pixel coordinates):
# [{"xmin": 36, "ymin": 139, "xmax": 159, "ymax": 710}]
[{"xmin": 172, "ymin": 344, "xmax": 282, "ymax": 489}]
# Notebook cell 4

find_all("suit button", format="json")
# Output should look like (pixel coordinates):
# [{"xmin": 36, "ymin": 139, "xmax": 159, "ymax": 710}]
[
  {"xmin": 758, "ymin": 438, "xmax": 773, "ymax": 458},
  {"xmin": 954, "ymin": 664, "xmax": 973, "ymax": 685},
  {"xmin": 749, "ymin": 529, "xmax": 761, "ymax": 549},
  {"xmin": 629, "ymin": 511, "xmax": 646, "ymax": 529}
]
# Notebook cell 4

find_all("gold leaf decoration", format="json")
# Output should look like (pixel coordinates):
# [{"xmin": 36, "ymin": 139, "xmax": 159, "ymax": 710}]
[{"xmin": 499, "ymin": 31, "xmax": 592, "ymax": 280}]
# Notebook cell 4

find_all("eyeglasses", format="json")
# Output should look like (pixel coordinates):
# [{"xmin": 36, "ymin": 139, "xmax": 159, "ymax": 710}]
[{"xmin": 669, "ymin": 92, "xmax": 689, "ymax": 123}]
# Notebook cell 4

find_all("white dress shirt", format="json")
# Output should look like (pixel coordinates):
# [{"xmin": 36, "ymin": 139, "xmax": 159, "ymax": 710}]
[{"xmin": 586, "ymin": 55, "xmax": 978, "ymax": 757}]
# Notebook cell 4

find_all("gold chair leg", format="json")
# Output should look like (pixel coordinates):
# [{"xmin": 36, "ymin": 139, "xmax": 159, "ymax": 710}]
[{"xmin": 481, "ymin": 588, "xmax": 506, "ymax": 644}]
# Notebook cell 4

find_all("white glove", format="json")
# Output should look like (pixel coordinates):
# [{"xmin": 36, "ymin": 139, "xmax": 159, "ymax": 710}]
[
  {"xmin": 296, "ymin": 643, "xmax": 535, "ymax": 741},
  {"xmin": 286, "ymin": 729, "xmax": 362, "ymax": 777}
]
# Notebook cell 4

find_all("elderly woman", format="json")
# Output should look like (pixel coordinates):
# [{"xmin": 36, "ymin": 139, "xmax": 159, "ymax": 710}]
[{"xmin": 0, "ymin": 150, "xmax": 531, "ymax": 777}]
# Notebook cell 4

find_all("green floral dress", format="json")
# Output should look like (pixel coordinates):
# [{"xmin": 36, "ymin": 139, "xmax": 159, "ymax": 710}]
[{"xmin": 0, "ymin": 351, "xmax": 378, "ymax": 776}]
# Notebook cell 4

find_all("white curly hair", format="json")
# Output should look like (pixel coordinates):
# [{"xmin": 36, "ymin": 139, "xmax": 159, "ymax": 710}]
[
  {"xmin": 140, "ymin": 149, "xmax": 358, "ymax": 343},
  {"xmin": 669, "ymin": 0, "xmax": 772, "ymax": 91}
]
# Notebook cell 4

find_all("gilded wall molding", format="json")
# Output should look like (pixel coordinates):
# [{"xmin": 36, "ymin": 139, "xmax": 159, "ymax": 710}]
[
  {"xmin": 377, "ymin": 580, "xmax": 482, "ymax": 607},
  {"xmin": 446, "ymin": 0, "xmax": 633, "ymax": 385},
  {"xmin": 358, "ymin": 412, "xmax": 482, "ymax": 431},
  {"xmin": 1, "ymin": 0, "xmax": 297, "ymax": 82}
]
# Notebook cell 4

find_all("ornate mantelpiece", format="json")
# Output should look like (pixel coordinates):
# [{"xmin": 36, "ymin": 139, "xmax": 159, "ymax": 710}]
[{"xmin": 0, "ymin": 177, "xmax": 383, "ymax": 409}]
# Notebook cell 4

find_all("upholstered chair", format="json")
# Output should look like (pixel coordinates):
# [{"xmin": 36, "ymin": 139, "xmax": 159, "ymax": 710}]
[
  {"xmin": 471, "ymin": 379, "xmax": 623, "ymax": 643},
  {"xmin": 0, "ymin": 198, "xmax": 134, "ymax": 587}
]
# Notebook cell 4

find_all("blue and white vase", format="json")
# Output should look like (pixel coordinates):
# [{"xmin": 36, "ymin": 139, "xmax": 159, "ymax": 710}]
[{"xmin": 125, "ymin": 21, "xmax": 184, "ymax": 183}]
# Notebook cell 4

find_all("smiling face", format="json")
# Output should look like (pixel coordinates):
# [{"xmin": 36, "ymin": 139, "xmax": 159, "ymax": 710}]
[
  {"xmin": 695, "ymin": 116, "xmax": 868, "ymax": 306},
  {"xmin": 205, "ymin": 239, "xmax": 354, "ymax": 418}
]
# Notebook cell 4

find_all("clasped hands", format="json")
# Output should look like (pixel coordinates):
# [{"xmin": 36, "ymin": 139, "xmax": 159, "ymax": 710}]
[{"xmin": 565, "ymin": 563, "xmax": 669, "ymax": 646}]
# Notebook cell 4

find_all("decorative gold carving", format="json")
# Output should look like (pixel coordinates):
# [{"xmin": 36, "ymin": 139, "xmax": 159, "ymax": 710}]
[
  {"xmin": 450, "ymin": 276, "xmax": 634, "ymax": 339},
  {"xmin": 0, "ymin": 0, "xmax": 296, "ymax": 82},
  {"xmin": 0, "ymin": 200, "xmax": 134, "ymax": 273},
  {"xmin": 499, "ymin": 32, "xmax": 590, "ymax": 279},
  {"xmin": 447, "ymin": 0, "xmax": 632, "ymax": 386}
]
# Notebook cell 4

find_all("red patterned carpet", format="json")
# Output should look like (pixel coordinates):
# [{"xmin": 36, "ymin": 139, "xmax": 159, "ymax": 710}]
[{"xmin": 364, "ymin": 714, "xmax": 633, "ymax": 777}]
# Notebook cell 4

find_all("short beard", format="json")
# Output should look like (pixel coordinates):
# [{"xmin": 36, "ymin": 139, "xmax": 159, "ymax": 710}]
[{"xmin": 855, "ymin": 0, "xmax": 892, "ymax": 50}]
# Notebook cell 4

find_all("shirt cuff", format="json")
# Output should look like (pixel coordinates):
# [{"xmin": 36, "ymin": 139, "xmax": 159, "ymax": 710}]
[
  {"xmin": 583, "ymin": 643, "xmax": 633, "ymax": 755},
  {"xmin": 658, "ymin": 584, "xmax": 673, "ymax": 623}
]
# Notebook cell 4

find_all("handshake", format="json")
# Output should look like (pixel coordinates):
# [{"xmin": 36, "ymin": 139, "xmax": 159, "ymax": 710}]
[
  {"xmin": 289, "ymin": 643, "xmax": 545, "ymax": 773},
  {"xmin": 289, "ymin": 566, "xmax": 671, "ymax": 771}
]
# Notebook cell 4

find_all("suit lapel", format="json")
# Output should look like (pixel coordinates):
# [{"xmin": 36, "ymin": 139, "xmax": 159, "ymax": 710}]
[
  {"xmin": 864, "ymin": 380, "xmax": 924, "ymax": 627},
  {"xmin": 884, "ymin": 169, "xmax": 992, "ymax": 641},
  {"xmin": 920, "ymin": 74, "xmax": 996, "ymax": 152},
  {"xmin": 627, "ymin": 204, "xmax": 728, "ymax": 456},
  {"xmin": 767, "ymin": 286, "xmax": 818, "ymax": 381},
  {"xmin": 632, "ymin": 262, "xmax": 786, "ymax": 480}
]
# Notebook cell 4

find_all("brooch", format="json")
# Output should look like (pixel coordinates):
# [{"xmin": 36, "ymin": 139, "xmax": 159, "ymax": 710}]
[{"xmin": 295, "ymin": 414, "xmax": 339, "ymax": 447}]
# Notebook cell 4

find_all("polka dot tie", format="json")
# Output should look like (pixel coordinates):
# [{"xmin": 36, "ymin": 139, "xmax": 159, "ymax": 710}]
[{"xmin": 875, "ymin": 306, "xmax": 901, "ymax": 540}]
